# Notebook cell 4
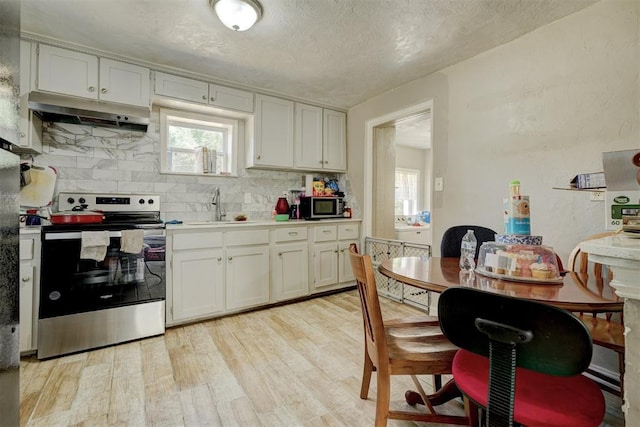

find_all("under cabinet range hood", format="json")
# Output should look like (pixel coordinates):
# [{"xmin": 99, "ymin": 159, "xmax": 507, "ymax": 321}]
[{"xmin": 28, "ymin": 91, "xmax": 150, "ymax": 132}]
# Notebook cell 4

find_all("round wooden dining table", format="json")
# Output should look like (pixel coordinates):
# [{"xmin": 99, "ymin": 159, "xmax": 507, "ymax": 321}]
[
  {"xmin": 378, "ymin": 257, "xmax": 622, "ymax": 313},
  {"xmin": 378, "ymin": 256, "xmax": 623, "ymax": 409}
]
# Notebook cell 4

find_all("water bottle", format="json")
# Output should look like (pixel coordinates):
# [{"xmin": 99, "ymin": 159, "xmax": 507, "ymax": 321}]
[{"xmin": 459, "ymin": 229, "xmax": 477, "ymax": 270}]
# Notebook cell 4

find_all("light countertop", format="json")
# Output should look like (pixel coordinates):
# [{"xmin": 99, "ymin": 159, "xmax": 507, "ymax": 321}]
[
  {"xmin": 166, "ymin": 218, "xmax": 361, "ymax": 230},
  {"xmin": 395, "ymin": 224, "xmax": 431, "ymax": 232},
  {"xmin": 19, "ymin": 226, "xmax": 42, "ymax": 235}
]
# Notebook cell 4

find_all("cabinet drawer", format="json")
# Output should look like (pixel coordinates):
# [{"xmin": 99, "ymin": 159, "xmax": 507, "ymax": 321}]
[
  {"xmin": 225, "ymin": 229, "xmax": 269, "ymax": 246},
  {"xmin": 173, "ymin": 232, "xmax": 222, "ymax": 250},
  {"xmin": 314, "ymin": 225, "xmax": 337, "ymax": 242},
  {"xmin": 20, "ymin": 239, "xmax": 34, "ymax": 260},
  {"xmin": 338, "ymin": 224, "xmax": 359, "ymax": 240},
  {"xmin": 274, "ymin": 227, "xmax": 308, "ymax": 243}
]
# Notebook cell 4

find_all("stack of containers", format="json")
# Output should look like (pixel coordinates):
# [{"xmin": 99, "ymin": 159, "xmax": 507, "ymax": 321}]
[{"xmin": 503, "ymin": 180, "xmax": 530, "ymax": 235}]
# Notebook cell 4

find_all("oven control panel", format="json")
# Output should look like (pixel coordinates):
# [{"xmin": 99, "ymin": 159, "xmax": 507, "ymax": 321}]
[{"xmin": 58, "ymin": 192, "xmax": 160, "ymax": 212}]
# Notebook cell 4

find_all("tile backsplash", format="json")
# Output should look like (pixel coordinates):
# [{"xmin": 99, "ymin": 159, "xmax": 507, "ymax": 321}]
[{"xmin": 26, "ymin": 107, "xmax": 357, "ymax": 222}]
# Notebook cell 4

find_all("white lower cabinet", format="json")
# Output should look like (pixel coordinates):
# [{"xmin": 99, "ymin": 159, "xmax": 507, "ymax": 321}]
[
  {"xmin": 395, "ymin": 227, "xmax": 432, "ymax": 246},
  {"xmin": 19, "ymin": 234, "xmax": 40, "ymax": 353},
  {"xmin": 171, "ymin": 249, "xmax": 225, "ymax": 322},
  {"xmin": 169, "ymin": 231, "xmax": 225, "ymax": 324},
  {"xmin": 310, "ymin": 223, "xmax": 359, "ymax": 293},
  {"xmin": 271, "ymin": 227, "xmax": 309, "ymax": 301},
  {"xmin": 338, "ymin": 241, "xmax": 356, "ymax": 283},
  {"xmin": 225, "ymin": 245, "xmax": 270, "ymax": 311},
  {"xmin": 19, "ymin": 263, "xmax": 35, "ymax": 352},
  {"xmin": 312, "ymin": 242, "xmax": 340, "ymax": 289},
  {"xmin": 167, "ymin": 221, "xmax": 359, "ymax": 325}
]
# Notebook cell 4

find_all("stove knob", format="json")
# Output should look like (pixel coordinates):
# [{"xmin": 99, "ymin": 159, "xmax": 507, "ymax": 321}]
[
  {"xmin": 79, "ymin": 197, "xmax": 86, "ymax": 204},
  {"xmin": 139, "ymin": 198, "xmax": 145, "ymax": 205},
  {"xmin": 148, "ymin": 199, "xmax": 154, "ymax": 205},
  {"xmin": 66, "ymin": 197, "xmax": 75, "ymax": 204}
]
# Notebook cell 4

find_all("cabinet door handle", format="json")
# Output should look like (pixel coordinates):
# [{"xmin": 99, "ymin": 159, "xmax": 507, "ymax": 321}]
[
  {"xmin": 319, "ymin": 160, "xmax": 323, "ymax": 164},
  {"xmin": 217, "ymin": 256, "xmax": 222, "ymax": 261},
  {"xmin": 322, "ymin": 230, "xmax": 331, "ymax": 234},
  {"xmin": 202, "ymin": 95, "xmax": 207, "ymax": 100},
  {"xmin": 210, "ymin": 96, "xmax": 215, "ymax": 102},
  {"xmin": 257, "ymin": 155, "xmax": 261, "ymax": 160},
  {"xmin": 228, "ymin": 256, "xmax": 233, "ymax": 261},
  {"xmin": 288, "ymin": 232, "xmax": 298, "ymax": 236},
  {"xmin": 278, "ymin": 252, "xmax": 283, "ymax": 256},
  {"xmin": 21, "ymin": 276, "xmax": 30, "ymax": 282},
  {"xmin": 88, "ymin": 86, "xmax": 95, "ymax": 92},
  {"xmin": 101, "ymin": 88, "xmax": 108, "ymax": 94},
  {"xmin": 324, "ymin": 161, "xmax": 329, "ymax": 164}
]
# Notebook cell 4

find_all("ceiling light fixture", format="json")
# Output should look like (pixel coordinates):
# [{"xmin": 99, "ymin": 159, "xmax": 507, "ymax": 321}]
[{"xmin": 210, "ymin": 0, "xmax": 262, "ymax": 32}]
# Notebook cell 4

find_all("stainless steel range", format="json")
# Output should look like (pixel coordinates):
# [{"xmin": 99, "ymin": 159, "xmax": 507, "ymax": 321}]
[{"xmin": 38, "ymin": 193, "xmax": 166, "ymax": 359}]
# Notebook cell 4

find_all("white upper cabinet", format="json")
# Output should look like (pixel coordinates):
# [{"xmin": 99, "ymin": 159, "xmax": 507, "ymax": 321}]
[
  {"xmin": 294, "ymin": 103, "xmax": 323, "ymax": 169},
  {"xmin": 323, "ymin": 109, "xmax": 347, "ymax": 171},
  {"xmin": 155, "ymin": 71, "xmax": 208, "ymax": 104},
  {"xmin": 38, "ymin": 45, "xmax": 98, "ymax": 99},
  {"xmin": 209, "ymin": 84, "xmax": 254, "ymax": 112},
  {"xmin": 37, "ymin": 44, "xmax": 150, "ymax": 107},
  {"xmin": 248, "ymin": 94, "xmax": 294, "ymax": 169},
  {"xmin": 98, "ymin": 58, "xmax": 150, "ymax": 107},
  {"xmin": 294, "ymin": 104, "xmax": 347, "ymax": 172},
  {"xmin": 154, "ymin": 72, "xmax": 254, "ymax": 112},
  {"xmin": 18, "ymin": 41, "xmax": 42, "ymax": 154}
]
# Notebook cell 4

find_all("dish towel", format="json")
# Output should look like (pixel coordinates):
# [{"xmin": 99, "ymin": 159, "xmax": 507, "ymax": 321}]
[
  {"xmin": 80, "ymin": 230, "xmax": 110, "ymax": 261},
  {"xmin": 121, "ymin": 229, "xmax": 145, "ymax": 254}
]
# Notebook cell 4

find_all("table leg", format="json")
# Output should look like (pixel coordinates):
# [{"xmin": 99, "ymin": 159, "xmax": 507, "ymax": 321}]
[{"xmin": 405, "ymin": 379, "xmax": 461, "ymax": 407}]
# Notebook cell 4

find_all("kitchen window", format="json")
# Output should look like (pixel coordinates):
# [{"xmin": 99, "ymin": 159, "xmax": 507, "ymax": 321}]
[
  {"xmin": 395, "ymin": 168, "xmax": 419, "ymax": 215},
  {"xmin": 160, "ymin": 108, "xmax": 238, "ymax": 176}
]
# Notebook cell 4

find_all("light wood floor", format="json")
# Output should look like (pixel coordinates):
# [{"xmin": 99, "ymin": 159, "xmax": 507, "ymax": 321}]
[{"xmin": 20, "ymin": 290, "xmax": 624, "ymax": 426}]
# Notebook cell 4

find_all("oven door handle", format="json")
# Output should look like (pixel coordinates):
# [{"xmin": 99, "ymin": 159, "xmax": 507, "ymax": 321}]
[{"xmin": 44, "ymin": 229, "xmax": 165, "ymax": 241}]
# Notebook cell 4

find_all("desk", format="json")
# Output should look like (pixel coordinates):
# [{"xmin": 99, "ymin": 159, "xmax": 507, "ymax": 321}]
[{"xmin": 379, "ymin": 257, "xmax": 622, "ymax": 313}]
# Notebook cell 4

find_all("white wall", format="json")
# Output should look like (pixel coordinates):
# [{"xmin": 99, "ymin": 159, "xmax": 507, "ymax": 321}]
[{"xmin": 348, "ymin": 0, "xmax": 640, "ymax": 261}]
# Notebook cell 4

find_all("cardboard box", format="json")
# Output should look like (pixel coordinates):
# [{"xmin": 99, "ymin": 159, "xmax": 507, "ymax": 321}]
[{"xmin": 571, "ymin": 172, "xmax": 606, "ymax": 189}]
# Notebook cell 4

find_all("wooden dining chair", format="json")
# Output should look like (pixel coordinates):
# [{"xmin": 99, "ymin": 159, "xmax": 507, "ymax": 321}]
[
  {"xmin": 347, "ymin": 244, "xmax": 468, "ymax": 426},
  {"xmin": 568, "ymin": 231, "xmax": 625, "ymax": 396},
  {"xmin": 438, "ymin": 287, "xmax": 605, "ymax": 427}
]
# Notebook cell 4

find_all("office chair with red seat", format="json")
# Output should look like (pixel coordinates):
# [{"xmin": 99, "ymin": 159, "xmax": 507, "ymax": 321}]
[{"xmin": 438, "ymin": 287, "xmax": 605, "ymax": 427}]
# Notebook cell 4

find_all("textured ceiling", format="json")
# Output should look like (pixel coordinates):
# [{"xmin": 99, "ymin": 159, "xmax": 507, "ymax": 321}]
[{"xmin": 20, "ymin": 0, "xmax": 597, "ymax": 109}]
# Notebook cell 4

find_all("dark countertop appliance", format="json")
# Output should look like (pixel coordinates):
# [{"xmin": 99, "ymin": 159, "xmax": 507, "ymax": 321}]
[{"xmin": 299, "ymin": 196, "xmax": 345, "ymax": 219}]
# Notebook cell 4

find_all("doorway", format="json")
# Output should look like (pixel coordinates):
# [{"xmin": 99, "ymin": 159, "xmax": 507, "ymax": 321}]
[{"xmin": 367, "ymin": 104, "xmax": 432, "ymax": 242}]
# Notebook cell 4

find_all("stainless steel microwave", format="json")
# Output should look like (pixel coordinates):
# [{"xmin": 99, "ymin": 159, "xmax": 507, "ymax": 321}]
[{"xmin": 299, "ymin": 196, "xmax": 345, "ymax": 219}]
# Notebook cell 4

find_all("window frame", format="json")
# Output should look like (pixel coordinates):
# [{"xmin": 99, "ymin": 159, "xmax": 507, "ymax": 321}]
[{"xmin": 160, "ymin": 108, "xmax": 239, "ymax": 177}]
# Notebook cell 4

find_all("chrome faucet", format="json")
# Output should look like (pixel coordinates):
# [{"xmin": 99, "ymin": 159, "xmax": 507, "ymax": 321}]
[{"xmin": 211, "ymin": 187, "xmax": 226, "ymax": 221}]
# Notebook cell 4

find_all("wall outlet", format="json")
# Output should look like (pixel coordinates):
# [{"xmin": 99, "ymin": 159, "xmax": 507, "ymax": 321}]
[
  {"xmin": 434, "ymin": 177, "xmax": 444, "ymax": 192},
  {"xmin": 590, "ymin": 190, "xmax": 605, "ymax": 201}
]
